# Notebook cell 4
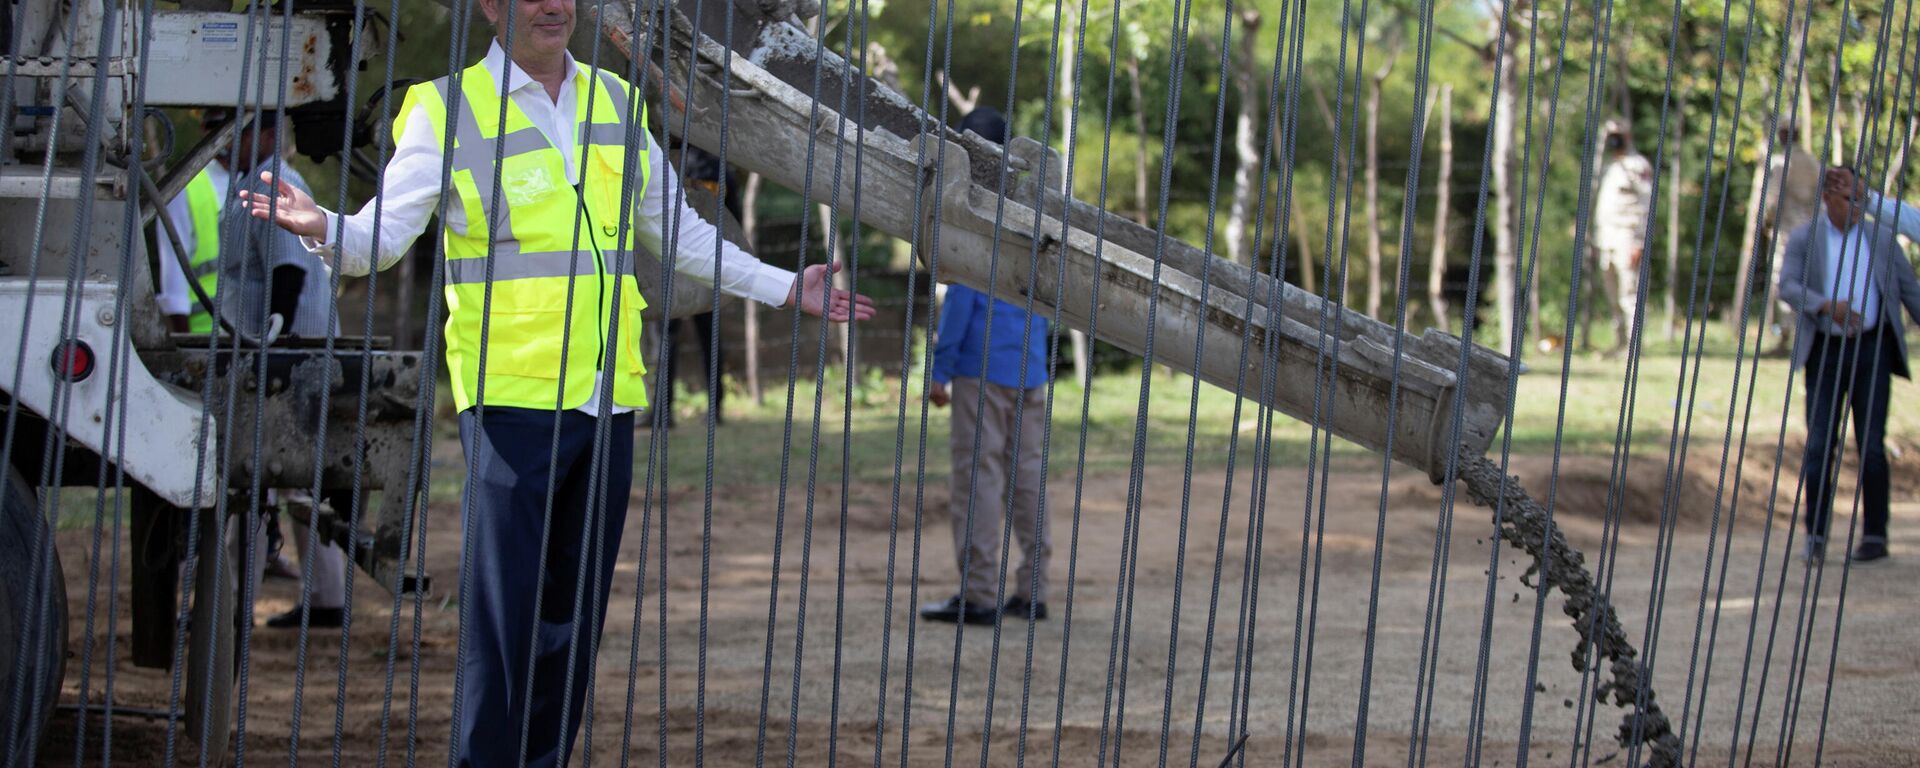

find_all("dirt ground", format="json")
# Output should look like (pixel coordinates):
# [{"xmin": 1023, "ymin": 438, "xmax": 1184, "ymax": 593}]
[{"xmin": 38, "ymin": 438, "xmax": 1920, "ymax": 766}]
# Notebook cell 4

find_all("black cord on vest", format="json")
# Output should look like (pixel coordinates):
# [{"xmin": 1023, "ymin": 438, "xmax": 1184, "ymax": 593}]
[{"xmin": 576, "ymin": 181, "xmax": 609, "ymax": 373}]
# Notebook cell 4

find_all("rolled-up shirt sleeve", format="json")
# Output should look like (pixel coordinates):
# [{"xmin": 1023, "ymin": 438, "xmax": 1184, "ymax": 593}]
[
  {"xmin": 1865, "ymin": 190, "xmax": 1920, "ymax": 243},
  {"xmin": 636, "ymin": 132, "xmax": 795, "ymax": 308},
  {"xmin": 300, "ymin": 106, "xmax": 445, "ymax": 276}
]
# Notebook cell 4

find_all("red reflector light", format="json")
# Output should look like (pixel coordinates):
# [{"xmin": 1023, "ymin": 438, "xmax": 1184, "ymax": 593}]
[{"xmin": 50, "ymin": 340, "xmax": 94, "ymax": 382}]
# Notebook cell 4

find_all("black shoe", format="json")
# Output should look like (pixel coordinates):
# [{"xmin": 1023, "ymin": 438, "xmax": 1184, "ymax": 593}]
[
  {"xmin": 1001, "ymin": 595, "xmax": 1048, "ymax": 621},
  {"xmin": 1851, "ymin": 541, "xmax": 1889, "ymax": 564},
  {"xmin": 918, "ymin": 595, "xmax": 998, "ymax": 625},
  {"xmin": 265, "ymin": 606, "xmax": 344, "ymax": 630}
]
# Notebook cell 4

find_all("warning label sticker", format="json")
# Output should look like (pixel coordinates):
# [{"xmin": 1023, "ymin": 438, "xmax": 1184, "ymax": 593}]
[{"xmin": 200, "ymin": 21, "xmax": 239, "ymax": 51}]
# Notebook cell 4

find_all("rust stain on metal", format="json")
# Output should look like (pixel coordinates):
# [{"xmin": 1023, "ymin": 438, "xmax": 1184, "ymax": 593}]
[{"xmin": 288, "ymin": 32, "xmax": 322, "ymax": 101}]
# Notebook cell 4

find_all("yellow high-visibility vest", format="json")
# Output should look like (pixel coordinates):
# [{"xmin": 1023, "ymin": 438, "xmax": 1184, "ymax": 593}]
[
  {"xmin": 183, "ymin": 169, "xmax": 221, "ymax": 334},
  {"xmin": 398, "ymin": 62, "xmax": 652, "ymax": 412}
]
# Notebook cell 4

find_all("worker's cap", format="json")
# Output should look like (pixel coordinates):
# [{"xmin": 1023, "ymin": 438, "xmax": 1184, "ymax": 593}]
[
  {"xmin": 960, "ymin": 107, "xmax": 1009, "ymax": 146},
  {"xmin": 1601, "ymin": 116, "xmax": 1631, "ymax": 139}
]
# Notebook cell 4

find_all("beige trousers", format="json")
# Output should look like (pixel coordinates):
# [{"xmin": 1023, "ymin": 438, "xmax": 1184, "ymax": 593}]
[
  {"xmin": 1600, "ymin": 250, "xmax": 1641, "ymax": 340},
  {"xmin": 947, "ymin": 376, "xmax": 1051, "ymax": 606}
]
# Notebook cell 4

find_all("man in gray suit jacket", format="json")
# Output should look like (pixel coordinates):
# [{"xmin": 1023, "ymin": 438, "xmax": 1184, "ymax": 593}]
[{"xmin": 1776, "ymin": 165, "xmax": 1920, "ymax": 563}]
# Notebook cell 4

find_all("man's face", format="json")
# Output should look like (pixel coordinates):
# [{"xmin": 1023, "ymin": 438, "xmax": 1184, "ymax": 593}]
[
  {"xmin": 482, "ymin": 0, "xmax": 575, "ymax": 61},
  {"xmin": 1822, "ymin": 168, "xmax": 1864, "ymax": 229}
]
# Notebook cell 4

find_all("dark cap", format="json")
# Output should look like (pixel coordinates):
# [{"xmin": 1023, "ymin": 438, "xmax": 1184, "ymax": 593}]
[
  {"xmin": 202, "ymin": 107, "xmax": 282, "ymax": 131},
  {"xmin": 960, "ymin": 107, "xmax": 1008, "ymax": 145}
]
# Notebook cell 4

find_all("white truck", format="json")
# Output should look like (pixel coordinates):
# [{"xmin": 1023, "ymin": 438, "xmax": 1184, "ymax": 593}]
[{"xmin": 0, "ymin": 0, "xmax": 1516, "ymax": 763}]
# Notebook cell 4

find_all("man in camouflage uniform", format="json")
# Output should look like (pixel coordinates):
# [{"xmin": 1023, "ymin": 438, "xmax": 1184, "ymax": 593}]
[{"xmin": 1592, "ymin": 118, "xmax": 1655, "ymax": 356}]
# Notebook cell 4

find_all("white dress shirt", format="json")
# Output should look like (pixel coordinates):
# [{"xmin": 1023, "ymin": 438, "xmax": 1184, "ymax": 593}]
[
  {"xmin": 1823, "ymin": 217, "xmax": 1882, "ymax": 331},
  {"xmin": 305, "ymin": 41, "xmax": 794, "ymax": 414}
]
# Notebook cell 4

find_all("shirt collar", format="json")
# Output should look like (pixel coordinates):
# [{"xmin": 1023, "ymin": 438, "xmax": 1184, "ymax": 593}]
[{"xmin": 482, "ymin": 39, "xmax": 579, "ymax": 97}]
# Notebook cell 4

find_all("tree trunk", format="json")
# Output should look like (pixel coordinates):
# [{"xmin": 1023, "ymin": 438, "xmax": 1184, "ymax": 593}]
[
  {"xmin": 742, "ymin": 172, "xmax": 764, "ymax": 404},
  {"xmin": 819, "ymin": 202, "xmax": 850, "ymax": 364},
  {"xmin": 1059, "ymin": 6, "xmax": 1090, "ymax": 387},
  {"xmin": 1664, "ymin": 108, "xmax": 1683, "ymax": 340},
  {"xmin": 1226, "ymin": 10, "xmax": 1263, "ymax": 267},
  {"xmin": 1429, "ymin": 83, "xmax": 1453, "ymax": 334},
  {"xmin": 1309, "ymin": 79, "xmax": 1349, "ymax": 307},
  {"xmin": 1058, "ymin": 4, "xmax": 1092, "ymax": 387},
  {"xmin": 1128, "ymin": 52, "xmax": 1151, "ymax": 225},
  {"xmin": 1732, "ymin": 84, "xmax": 1769, "ymax": 337},
  {"xmin": 1885, "ymin": 110, "xmax": 1916, "ymax": 193},
  {"xmin": 1831, "ymin": 98, "xmax": 1847, "ymax": 163},
  {"xmin": 1364, "ymin": 37, "xmax": 1400, "ymax": 318},
  {"xmin": 1850, "ymin": 96, "xmax": 1865, "ymax": 161},
  {"xmin": 1293, "ymin": 201, "xmax": 1317, "ymax": 295},
  {"xmin": 944, "ymin": 69, "xmax": 979, "ymax": 114},
  {"xmin": 1526, "ymin": 94, "xmax": 1542, "ymax": 343},
  {"xmin": 1740, "ymin": 147, "xmax": 1771, "ymax": 337},
  {"xmin": 1492, "ymin": 11, "xmax": 1520, "ymax": 357}
]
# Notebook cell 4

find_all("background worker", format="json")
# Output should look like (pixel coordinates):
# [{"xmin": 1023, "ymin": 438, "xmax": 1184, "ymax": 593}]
[
  {"xmin": 156, "ymin": 108, "xmax": 349, "ymax": 629},
  {"xmin": 1775, "ymin": 166, "xmax": 1920, "ymax": 565},
  {"xmin": 240, "ymin": 0, "xmax": 873, "ymax": 761},
  {"xmin": 1592, "ymin": 118, "xmax": 1655, "ymax": 356},
  {"xmin": 920, "ymin": 108, "xmax": 1054, "ymax": 627}
]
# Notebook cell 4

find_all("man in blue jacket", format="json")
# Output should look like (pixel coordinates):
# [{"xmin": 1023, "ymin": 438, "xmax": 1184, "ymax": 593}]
[
  {"xmin": 1776, "ymin": 166, "xmax": 1920, "ymax": 564},
  {"xmin": 921, "ymin": 108, "xmax": 1054, "ymax": 626}
]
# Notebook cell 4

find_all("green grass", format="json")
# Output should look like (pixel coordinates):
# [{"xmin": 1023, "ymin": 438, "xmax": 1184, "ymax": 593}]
[
  {"xmin": 639, "ymin": 325, "xmax": 1920, "ymax": 490},
  {"xmin": 40, "ymin": 324, "xmax": 1919, "ymax": 526}
]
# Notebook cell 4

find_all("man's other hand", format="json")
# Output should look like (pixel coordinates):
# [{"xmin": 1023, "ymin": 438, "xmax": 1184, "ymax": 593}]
[
  {"xmin": 790, "ymin": 261, "xmax": 878, "ymax": 322},
  {"xmin": 929, "ymin": 382, "xmax": 950, "ymax": 408},
  {"xmin": 1819, "ymin": 298, "xmax": 1865, "ymax": 333},
  {"xmin": 237, "ymin": 171, "xmax": 328, "ymax": 240}
]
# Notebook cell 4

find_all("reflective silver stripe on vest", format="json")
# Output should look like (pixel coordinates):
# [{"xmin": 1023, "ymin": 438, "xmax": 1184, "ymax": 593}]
[
  {"xmin": 435, "ymin": 71, "xmax": 638, "ymax": 288},
  {"xmin": 190, "ymin": 260, "xmax": 220, "ymax": 280},
  {"xmin": 437, "ymin": 77, "xmax": 531, "ymax": 244},
  {"xmin": 578, "ymin": 122, "xmax": 629, "ymax": 149},
  {"xmin": 596, "ymin": 70, "xmax": 631, "ymax": 123},
  {"xmin": 444, "ymin": 247, "xmax": 593, "ymax": 285}
]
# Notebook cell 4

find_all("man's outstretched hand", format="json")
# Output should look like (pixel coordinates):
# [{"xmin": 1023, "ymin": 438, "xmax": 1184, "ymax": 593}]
[
  {"xmin": 790, "ymin": 261, "xmax": 878, "ymax": 322},
  {"xmin": 237, "ymin": 171, "xmax": 328, "ymax": 240}
]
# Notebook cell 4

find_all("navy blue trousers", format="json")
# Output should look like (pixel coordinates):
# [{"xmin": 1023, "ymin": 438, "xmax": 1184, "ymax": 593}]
[
  {"xmin": 453, "ymin": 406, "xmax": 633, "ymax": 768},
  {"xmin": 1801, "ymin": 327, "xmax": 1898, "ymax": 545}
]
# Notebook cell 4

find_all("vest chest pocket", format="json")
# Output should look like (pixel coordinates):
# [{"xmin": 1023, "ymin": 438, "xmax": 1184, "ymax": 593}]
[
  {"xmin": 479, "ymin": 305, "xmax": 568, "ymax": 380},
  {"xmin": 588, "ymin": 144, "xmax": 633, "ymax": 238}
]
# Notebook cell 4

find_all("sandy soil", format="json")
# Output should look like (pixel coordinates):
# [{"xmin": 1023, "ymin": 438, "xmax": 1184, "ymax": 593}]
[{"xmin": 36, "ymin": 441, "xmax": 1920, "ymax": 767}]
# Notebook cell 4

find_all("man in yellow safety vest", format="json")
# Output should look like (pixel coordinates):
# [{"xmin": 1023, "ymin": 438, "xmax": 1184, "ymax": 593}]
[
  {"xmin": 157, "ymin": 109, "xmax": 352, "ymax": 629},
  {"xmin": 239, "ymin": 0, "xmax": 874, "ymax": 761}
]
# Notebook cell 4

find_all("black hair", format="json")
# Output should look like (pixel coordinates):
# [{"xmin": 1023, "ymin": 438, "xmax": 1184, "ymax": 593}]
[{"xmin": 959, "ymin": 106, "xmax": 1009, "ymax": 145}]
